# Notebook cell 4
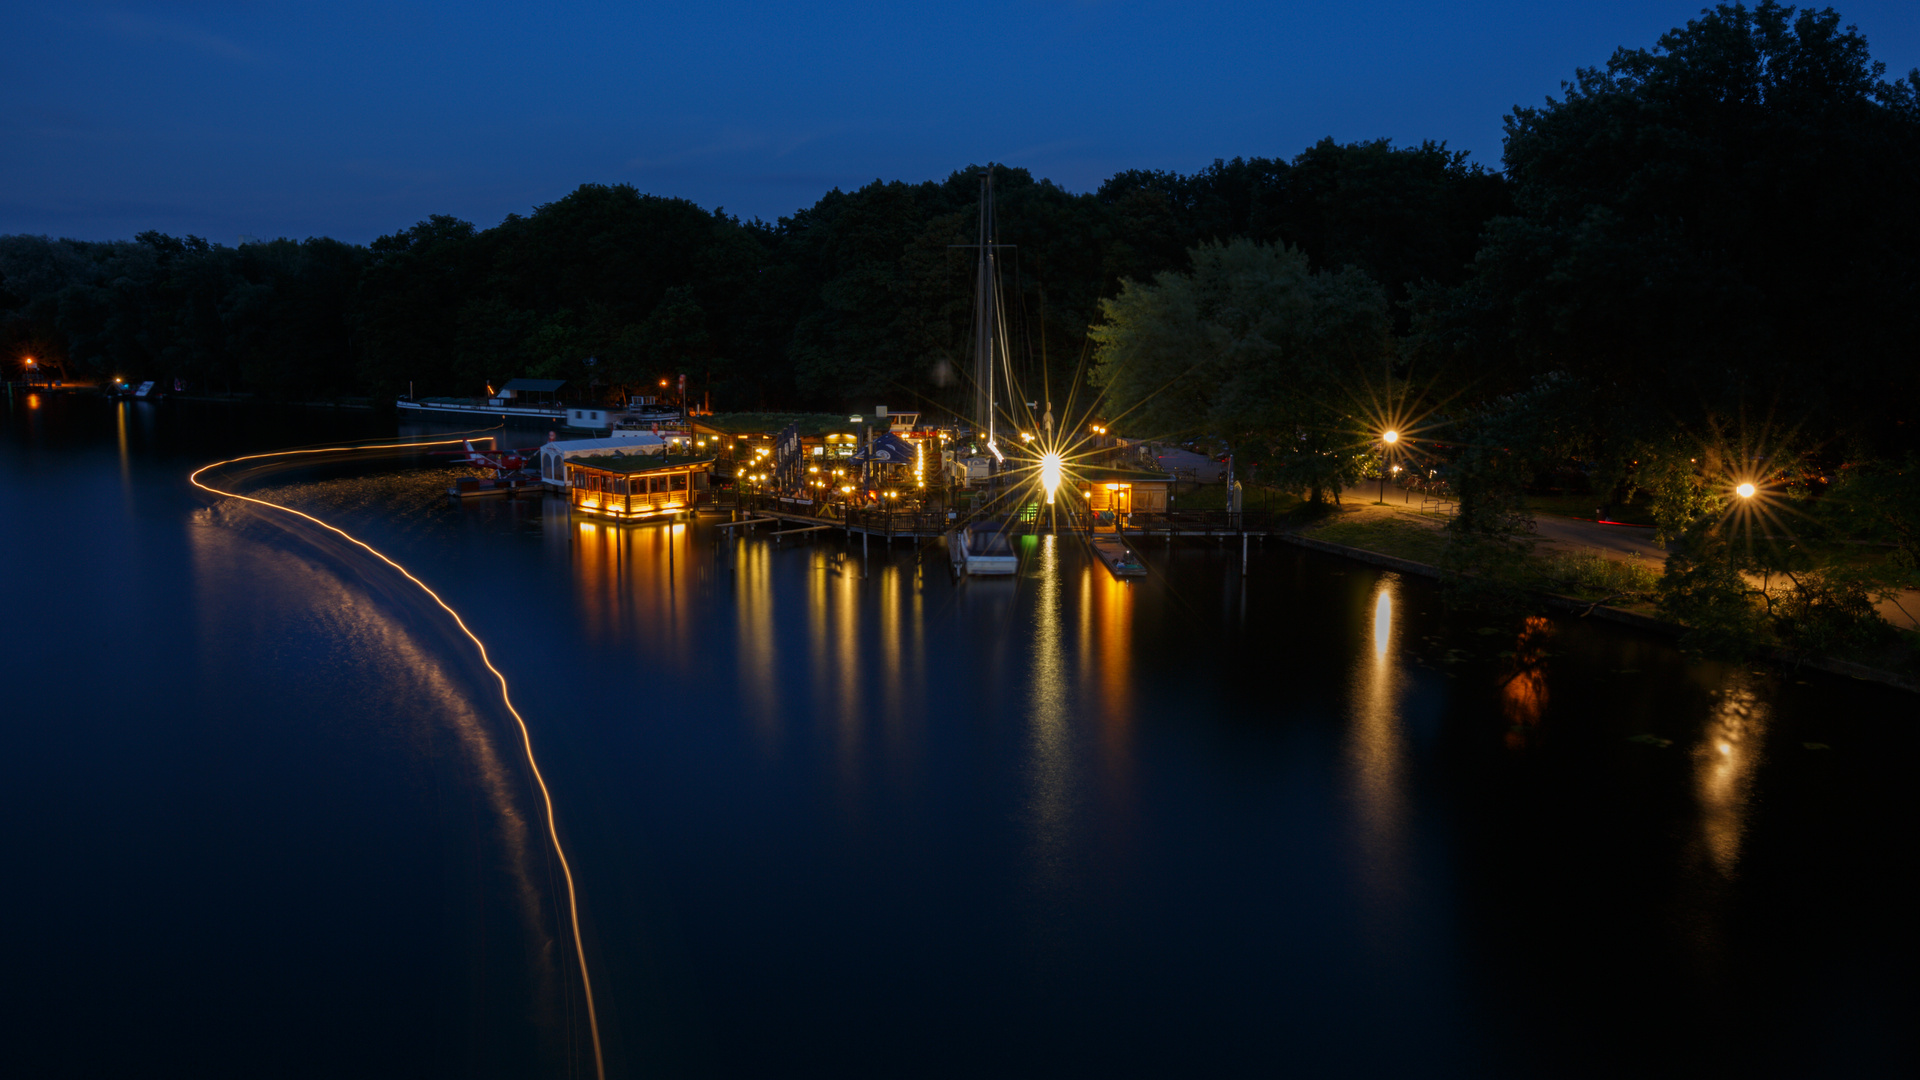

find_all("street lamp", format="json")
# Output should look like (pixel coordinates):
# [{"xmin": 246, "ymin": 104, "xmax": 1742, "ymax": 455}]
[
  {"xmin": 1736, "ymin": 482, "xmax": 1756, "ymax": 499},
  {"xmin": 1377, "ymin": 430, "xmax": 1400, "ymax": 504}
]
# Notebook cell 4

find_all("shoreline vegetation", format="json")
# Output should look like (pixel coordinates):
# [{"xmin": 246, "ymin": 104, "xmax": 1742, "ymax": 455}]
[
  {"xmin": 1282, "ymin": 511, "xmax": 1920, "ymax": 696},
  {"xmin": 5, "ymin": 2, "xmax": 1917, "ymax": 681}
]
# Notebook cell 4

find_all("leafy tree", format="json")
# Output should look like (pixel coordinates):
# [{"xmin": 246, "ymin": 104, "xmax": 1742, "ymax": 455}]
[
  {"xmin": 1420, "ymin": 1, "xmax": 1920, "ymax": 644},
  {"xmin": 1090, "ymin": 238, "xmax": 1391, "ymax": 505}
]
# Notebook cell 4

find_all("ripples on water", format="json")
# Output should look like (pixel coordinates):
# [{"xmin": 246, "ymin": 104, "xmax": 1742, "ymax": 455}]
[{"xmin": 3, "ymin": 399, "xmax": 1915, "ymax": 1079}]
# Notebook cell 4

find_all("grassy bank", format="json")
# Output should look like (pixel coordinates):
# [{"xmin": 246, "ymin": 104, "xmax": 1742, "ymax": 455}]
[
  {"xmin": 1303, "ymin": 512, "xmax": 1452, "ymax": 565},
  {"xmin": 1302, "ymin": 509, "xmax": 1662, "ymax": 609}
]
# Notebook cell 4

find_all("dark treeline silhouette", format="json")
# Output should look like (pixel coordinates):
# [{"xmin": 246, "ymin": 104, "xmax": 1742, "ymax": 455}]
[
  {"xmin": 2, "ymin": 2, "xmax": 1914, "ymax": 657},
  {"xmin": 1080, "ymin": 2, "xmax": 1916, "ymax": 660},
  {"xmin": 0, "ymin": 137, "xmax": 1500, "ymax": 415}
]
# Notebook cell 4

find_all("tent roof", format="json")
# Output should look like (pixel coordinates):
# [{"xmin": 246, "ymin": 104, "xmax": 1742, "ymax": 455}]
[
  {"xmin": 849, "ymin": 432, "xmax": 920, "ymax": 463},
  {"xmin": 568, "ymin": 454, "xmax": 716, "ymax": 474},
  {"xmin": 540, "ymin": 436, "xmax": 665, "ymax": 455}
]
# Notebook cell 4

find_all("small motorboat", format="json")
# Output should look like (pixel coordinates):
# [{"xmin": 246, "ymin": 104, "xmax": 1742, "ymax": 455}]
[
  {"xmin": 448, "ymin": 475, "xmax": 542, "ymax": 499},
  {"xmin": 949, "ymin": 518, "xmax": 1019, "ymax": 576},
  {"xmin": 1089, "ymin": 535, "xmax": 1146, "ymax": 578}
]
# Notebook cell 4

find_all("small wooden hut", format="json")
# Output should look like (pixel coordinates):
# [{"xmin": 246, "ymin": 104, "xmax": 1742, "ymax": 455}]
[{"xmin": 1075, "ymin": 466, "xmax": 1174, "ymax": 529}]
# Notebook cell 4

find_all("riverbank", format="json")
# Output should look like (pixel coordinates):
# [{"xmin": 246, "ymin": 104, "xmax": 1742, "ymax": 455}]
[{"xmin": 1283, "ymin": 498, "xmax": 1920, "ymax": 694}]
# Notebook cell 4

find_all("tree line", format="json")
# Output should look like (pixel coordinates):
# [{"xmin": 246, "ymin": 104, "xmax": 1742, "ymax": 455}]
[
  {"xmin": 0, "ymin": 136, "xmax": 1500, "ymax": 414},
  {"xmin": 1089, "ymin": 2, "xmax": 1918, "ymax": 660},
  {"xmin": 4, "ymin": 1, "xmax": 1916, "ymax": 659}
]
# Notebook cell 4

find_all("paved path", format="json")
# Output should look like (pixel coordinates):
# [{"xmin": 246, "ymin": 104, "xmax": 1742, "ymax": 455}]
[{"xmin": 1337, "ymin": 484, "xmax": 1919, "ymax": 632}]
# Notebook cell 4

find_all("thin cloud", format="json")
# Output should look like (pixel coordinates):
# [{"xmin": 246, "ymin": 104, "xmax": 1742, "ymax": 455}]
[{"xmin": 93, "ymin": 8, "xmax": 262, "ymax": 66}]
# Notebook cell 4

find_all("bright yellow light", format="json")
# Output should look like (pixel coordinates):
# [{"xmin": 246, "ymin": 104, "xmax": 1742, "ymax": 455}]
[
  {"xmin": 1039, "ymin": 451, "xmax": 1062, "ymax": 504},
  {"xmin": 1736, "ymin": 482, "xmax": 1756, "ymax": 499},
  {"xmin": 1382, "ymin": 430, "xmax": 1399, "ymax": 444}
]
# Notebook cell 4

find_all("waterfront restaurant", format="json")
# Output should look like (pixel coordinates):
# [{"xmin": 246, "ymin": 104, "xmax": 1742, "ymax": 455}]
[
  {"xmin": 689, "ymin": 413, "xmax": 860, "ymax": 477},
  {"xmin": 565, "ymin": 453, "xmax": 716, "ymax": 523},
  {"xmin": 1076, "ymin": 466, "xmax": 1174, "ymax": 529}
]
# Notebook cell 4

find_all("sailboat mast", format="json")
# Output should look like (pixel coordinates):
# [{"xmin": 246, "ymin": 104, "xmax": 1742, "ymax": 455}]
[{"xmin": 973, "ymin": 170, "xmax": 995, "ymax": 447}]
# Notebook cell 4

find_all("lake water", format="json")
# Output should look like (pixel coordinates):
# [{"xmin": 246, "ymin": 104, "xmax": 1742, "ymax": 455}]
[{"xmin": 3, "ymin": 394, "xmax": 1914, "ymax": 1078}]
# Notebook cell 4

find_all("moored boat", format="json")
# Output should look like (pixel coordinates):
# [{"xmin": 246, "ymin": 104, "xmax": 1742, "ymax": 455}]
[
  {"xmin": 448, "ymin": 475, "xmax": 543, "ymax": 499},
  {"xmin": 950, "ymin": 518, "xmax": 1019, "ymax": 575},
  {"xmin": 1088, "ymin": 535, "xmax": 1146, "ymax": 578}
]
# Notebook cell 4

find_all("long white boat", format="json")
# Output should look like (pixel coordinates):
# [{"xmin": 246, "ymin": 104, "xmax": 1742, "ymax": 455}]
[{"xmin": 398, "ymin": 396, "xmax": 566, "ymax": 423}]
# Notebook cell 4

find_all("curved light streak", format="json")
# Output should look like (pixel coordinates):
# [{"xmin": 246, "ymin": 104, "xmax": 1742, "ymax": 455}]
[{"xmin": 190, "ymin": 437, "xmax": 606, "ymax": 1080}]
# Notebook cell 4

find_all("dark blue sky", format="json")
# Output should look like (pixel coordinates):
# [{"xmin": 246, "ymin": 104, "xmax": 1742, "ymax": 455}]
[{"xmin": 6, "ymin": 1, "xmax": 1914, "ymax": 243}]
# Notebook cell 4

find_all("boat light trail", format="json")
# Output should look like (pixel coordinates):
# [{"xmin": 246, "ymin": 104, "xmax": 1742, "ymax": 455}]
[{"xmin": 190, "ymin": 437, "xmax": 606, "ymax": 1080}]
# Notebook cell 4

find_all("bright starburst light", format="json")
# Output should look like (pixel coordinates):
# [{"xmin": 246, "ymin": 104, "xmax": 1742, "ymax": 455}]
[{"xmin": 1040, "ymin": 451, "xmax": 1063, "ymax": 503}]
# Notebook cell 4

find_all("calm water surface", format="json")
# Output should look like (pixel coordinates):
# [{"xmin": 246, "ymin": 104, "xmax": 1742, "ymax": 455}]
[{"xmin": 3, "ymin": 396, "xmax": 1914, "ymax": 1078}]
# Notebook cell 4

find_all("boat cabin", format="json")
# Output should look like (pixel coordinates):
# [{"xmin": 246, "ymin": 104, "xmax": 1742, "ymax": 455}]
[
  {"xmin": 492, "ymin": 378, "xmax": 565, "ymax": 406},
  {"xmin": 565, "ymin": 453, "xmax": 716, "ymax": 522},
  {"xmin": 565, "ymin": 407, "xmax": 613, "ymax": 431}
]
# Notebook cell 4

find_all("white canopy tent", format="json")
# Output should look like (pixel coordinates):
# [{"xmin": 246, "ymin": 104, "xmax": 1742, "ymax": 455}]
[{"xmin": 538, "ymin": 435, "xmax": 666, "ymax": 488}]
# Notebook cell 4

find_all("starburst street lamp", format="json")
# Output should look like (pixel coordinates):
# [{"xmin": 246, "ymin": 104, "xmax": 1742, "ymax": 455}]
[
  {"xmin": 1736, "ymin": 482, "xmax": 1756, "ymax": 499},
  {"xmin": 1039, "ymin": 451, "xmax": 1063, "ymax": 504},
  {"xmin": 1377, "ymin": 429, "xmax": 1400, "ymax": 504}
]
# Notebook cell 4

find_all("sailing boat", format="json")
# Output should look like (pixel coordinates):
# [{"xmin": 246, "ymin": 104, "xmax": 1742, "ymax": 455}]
[{"xmin": 948, "ymin": 168, "xmax": 1022, "ymax": 576}]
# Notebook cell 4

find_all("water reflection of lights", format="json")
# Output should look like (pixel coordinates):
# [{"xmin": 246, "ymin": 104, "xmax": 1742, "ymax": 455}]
[
  {"xmin": 1501, "ymin": 617, "xmax": 1553, "ymax": 749},
  {"xmin": 735, "ymin": 537, "xmax": 781, "ymax": 752},
  {"xmin": 1027, "ymin": 535, "xmax": 1073, "ymax": 887},
  {"xmin": 1372, "ymin": 587, "xmax": 1393, "ymax": 659},
  {"xmin": 571, "ymin": 517, "xmax": 692, "ymax": 658},
  {"xmin": 190, "ymin": 438, "xmax": 606, "ymax": 1080},
  {"xmin": 1348, "ymin": 574, "xmax": 1407, "ymax": 926},
  {"xmin": 1695, "ymin": 677, "xmax": 1768, "ymax": 876},
  {"xmin": 115, "ymin": 400, "xmax": 132, "ymax": 492},
  {"xmin": 190, "ymin": 522, "xmax": 555, "ymax": 1035}
]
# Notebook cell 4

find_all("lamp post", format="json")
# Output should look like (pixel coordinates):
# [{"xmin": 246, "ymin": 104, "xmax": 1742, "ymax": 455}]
[{"xmin": 1378, "ymin": 429, "xmax": 1399, "ymax": 503}]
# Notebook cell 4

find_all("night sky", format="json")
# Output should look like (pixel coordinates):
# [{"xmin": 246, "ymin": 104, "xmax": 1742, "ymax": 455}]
[{"xmin": 6, "ymin": 1, "xmax": 1915, "ymax": 243}]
